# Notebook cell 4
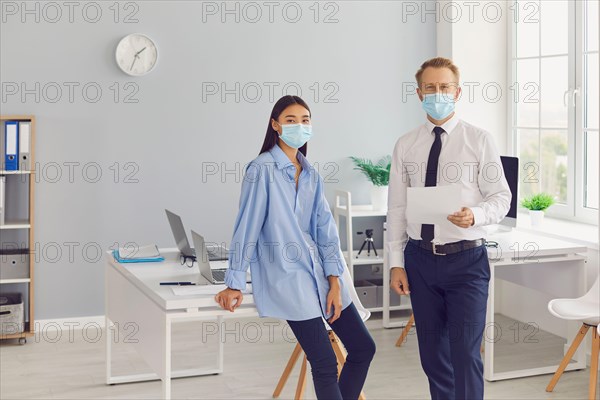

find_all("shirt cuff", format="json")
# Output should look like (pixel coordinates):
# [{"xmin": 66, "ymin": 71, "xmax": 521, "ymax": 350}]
[
  {"xmin": 388, "ymin": 250, "xmax": 405, "ymax": 269},
  {"xmin": 224, "ymin": 268, "xmax": 247, "ymax": 291},
  {"xmin": 470, "ymin": 206, "xmax": 486, "ymax": 227},
  {"xmin": 323, "ymin": 258, "xmax": 344, "ymax": 277}
]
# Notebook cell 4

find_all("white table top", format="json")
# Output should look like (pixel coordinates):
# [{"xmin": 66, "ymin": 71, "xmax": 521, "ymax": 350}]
[
  {"xmin": 107, "ymin": 230, "xmax": 587, "ymax": 312},
  {"xmin": 487, "ymin": 228, "xmax": 588, "ymax": 260},
  {"xmin": 106, "ymin": 247, "xmax": 255, "ymax": 312}
]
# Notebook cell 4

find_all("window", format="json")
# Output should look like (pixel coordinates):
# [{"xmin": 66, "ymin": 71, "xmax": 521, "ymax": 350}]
[
  {"xmin": 510, "ymin": 0, "xmax": 599, "ymax": 224},
  {"xmin": 580, "ymin": 0, "xmax": 599, "ymax": 219}
]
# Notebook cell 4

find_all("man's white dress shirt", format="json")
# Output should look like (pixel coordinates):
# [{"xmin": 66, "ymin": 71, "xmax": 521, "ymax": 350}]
[{"xmin": 385, "ymin": 114, "xmax": 511, "ymax": 269}]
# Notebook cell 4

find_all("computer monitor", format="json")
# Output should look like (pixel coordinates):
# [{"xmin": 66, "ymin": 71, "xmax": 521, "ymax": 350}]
[{"xmin": 499, "ymin": 156, "xmax": 519, "ymax": 228}]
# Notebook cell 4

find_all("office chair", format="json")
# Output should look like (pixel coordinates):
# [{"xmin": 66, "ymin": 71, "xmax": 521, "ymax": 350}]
[{"xmin": 546, "ymin": 275, "xmax": 600, "ymax": 400}]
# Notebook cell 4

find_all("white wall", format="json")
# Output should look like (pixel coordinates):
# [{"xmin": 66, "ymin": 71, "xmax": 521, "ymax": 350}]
[
  {"xmin": 437, "ymin": 0, "xmax": 508, "ymax": 153},
  {"xmin": 0, "ymin": 1, "xmax": 436, "ymax": 318}
]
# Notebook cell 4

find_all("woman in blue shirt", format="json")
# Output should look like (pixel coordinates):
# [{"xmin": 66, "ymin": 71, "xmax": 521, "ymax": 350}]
[{"xmin": 215, "ymin": 96, "xmax": 376, "ymax": 399}]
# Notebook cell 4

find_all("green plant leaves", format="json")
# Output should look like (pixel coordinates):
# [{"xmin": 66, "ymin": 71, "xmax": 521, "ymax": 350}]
[
  {"xmin": 349, "ymin": 155, "xmax": 391, "ymax": 186},
  {"xmin": 521, "ymin": 192, "xmax": 555, "ymax": 211}
]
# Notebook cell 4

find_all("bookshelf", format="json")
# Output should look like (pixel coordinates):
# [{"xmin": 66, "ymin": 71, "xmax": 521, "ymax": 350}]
[
  {"xmin": 0, "ymin": 115, "xmax": 36, "ymax": 344},
  {"xmin": 333, "ymin": 190, "xmax": 412, "ymax": 318}
]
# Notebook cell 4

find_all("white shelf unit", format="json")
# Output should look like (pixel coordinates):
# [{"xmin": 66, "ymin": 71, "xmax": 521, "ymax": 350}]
[
  {"xmin": 0, "ymin": 171, "xmax": 31, "ymax": 175},
  {"xmin": 0, "ymin": 115, "xmax": 36, "ymax": 344},
  {"xmin": 0, "ymin": 278, "xmax": 31, "ymax": 284},
  {"xmin": 333, "ymin": 190, "xmax": 411, "ymax": 318},
  {"xmin": 382, "ymin": 221, "xmax": 412, "ymax": 328},
  {"xmin": 0, "ymin": 222, "xmax": 32, "ymax": 230}
]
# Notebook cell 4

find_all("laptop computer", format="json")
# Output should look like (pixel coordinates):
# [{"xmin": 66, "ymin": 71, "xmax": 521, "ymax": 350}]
[
  {"xmin": 165, "ymin": 209, "xmax": 228, "ymax": 261},
  {"xmin": 191, "ymin": 230, "xmax": 251, "ymax": 285},
  {"xmin": 191, "ymin": 230, "xmax": 228, "ymax": 284}
]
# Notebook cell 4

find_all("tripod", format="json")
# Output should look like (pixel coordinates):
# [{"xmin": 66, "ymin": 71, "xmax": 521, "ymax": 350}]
[{"xmin": 356, "ymin": 229, "xmax": 378, "ymax": 257}]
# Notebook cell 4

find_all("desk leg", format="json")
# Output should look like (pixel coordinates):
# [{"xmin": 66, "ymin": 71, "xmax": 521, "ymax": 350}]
[
  {"xmin": 162, "ymin": 314, "xmax": 172, "ymax": 400},
  {"xmin": 484, "ymin": 264, "xmax": 495, "ymax": 381},
  {"xmin": 217, "ymin": 316, "xmax": 224, "ymax": 372},
  {"xmin": 106, "ymin": 316, "xmax": 113, "ymax": 385},
  {"xmin": 564, "ymin": 263, "xmax": 587, "ymax": 369}
]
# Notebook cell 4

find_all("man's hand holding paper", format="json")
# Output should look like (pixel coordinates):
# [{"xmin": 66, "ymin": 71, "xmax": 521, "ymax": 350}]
[{"xmin": 406, "ymin": 184, "xmax": 473, "ymax": 229}]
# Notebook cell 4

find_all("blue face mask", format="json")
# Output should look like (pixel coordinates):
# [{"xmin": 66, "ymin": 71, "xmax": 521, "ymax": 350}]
[
  {"xmin": 279, "ymin": 123, "xmax": 313, "ymax": 148},
  {"xmin": 422, "ymin": 93, "xmax": 456, "ymax": 120}
]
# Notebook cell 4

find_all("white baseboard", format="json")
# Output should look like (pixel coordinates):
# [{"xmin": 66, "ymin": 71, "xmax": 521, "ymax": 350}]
[{"xmin": 33, "ymin": 315, "xmax": 105, "ymax": 332}]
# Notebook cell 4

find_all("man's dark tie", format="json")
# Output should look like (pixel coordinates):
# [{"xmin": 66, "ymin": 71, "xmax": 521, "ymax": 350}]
[{"xmin": 420, "ymin": 126, "xmax": 444, "ymax": 244}]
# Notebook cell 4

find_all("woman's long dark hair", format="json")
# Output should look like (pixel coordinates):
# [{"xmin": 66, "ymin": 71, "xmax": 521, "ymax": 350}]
[{"xmin": 259, "ymin": 95, "xmax": 311, "ymax": 156}]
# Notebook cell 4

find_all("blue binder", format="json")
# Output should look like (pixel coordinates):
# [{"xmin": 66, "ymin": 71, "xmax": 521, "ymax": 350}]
[{"xmin": 4, "ymin": 121, "xmax": 19, "ymax": 171}]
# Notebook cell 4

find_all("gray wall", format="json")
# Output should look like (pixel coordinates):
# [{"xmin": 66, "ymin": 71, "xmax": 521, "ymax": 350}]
[{"xmin": 0, "ymin": 1, "xmax": 435, "ymax": 319}]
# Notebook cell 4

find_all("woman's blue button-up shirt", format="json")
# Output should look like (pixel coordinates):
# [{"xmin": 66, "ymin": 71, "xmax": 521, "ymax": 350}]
[{"xmin": 224, "ymin": 143, "xmax": 352, "ymax": 321}]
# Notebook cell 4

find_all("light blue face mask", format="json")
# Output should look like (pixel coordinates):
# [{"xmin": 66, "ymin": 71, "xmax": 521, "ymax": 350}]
[
  {"xmin": 422, "ymin": 93, "xmax": 456, "ymax": 120},
  {"xmin": 279, "ymin": 123, "xmax": 313, "ymax": 148}
]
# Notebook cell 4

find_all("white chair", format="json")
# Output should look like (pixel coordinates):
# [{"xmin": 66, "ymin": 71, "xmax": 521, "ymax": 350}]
[
  {"xmin": 272, "ymin": 249, "xmax": 370, "ymax": 400},
  {"xmin": 546, "ymin": 275, "xmax": 600, "ymax": 400}
]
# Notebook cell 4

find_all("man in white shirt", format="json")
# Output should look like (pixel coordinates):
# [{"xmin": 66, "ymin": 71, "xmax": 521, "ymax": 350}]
[{"xmin": 386, "ymin": 57, "xmax": 511, "ymax": 400}]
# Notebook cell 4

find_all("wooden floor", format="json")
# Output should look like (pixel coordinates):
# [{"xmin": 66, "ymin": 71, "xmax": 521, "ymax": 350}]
[{"xmin": 0, "ymin": 313, "xmax": 596, "ymax": 399}]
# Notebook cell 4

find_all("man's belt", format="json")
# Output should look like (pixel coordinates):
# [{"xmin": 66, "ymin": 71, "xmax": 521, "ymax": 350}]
[{"xmin": 408, "ymin": 238, "xmax": 486, "ymax": 256}]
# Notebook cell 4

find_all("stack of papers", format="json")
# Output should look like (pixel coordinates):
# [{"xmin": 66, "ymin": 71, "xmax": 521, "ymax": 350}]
[
  {"xmin": 113, "ymin": 244, "xmax": 164, "ymax": 263},
  {"xmin": 406, "ymin": 185, "xmax": 462, "ymax": 228}
]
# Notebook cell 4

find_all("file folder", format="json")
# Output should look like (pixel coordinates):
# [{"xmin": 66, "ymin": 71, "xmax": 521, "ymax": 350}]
[
  {"xmin": 111, "ymin": 249, "xmax": 164, "ymax": 263},
  {"xmin": 4, "ymin": 121, "xmax": 18, "ymax": 171},
  {"xmin": 0, "ymin": 175, "xmax": 5, "ymax": 225},
  {"xmin": 18, "ymin": 121, "xmax": 31, "ymax": 171}
]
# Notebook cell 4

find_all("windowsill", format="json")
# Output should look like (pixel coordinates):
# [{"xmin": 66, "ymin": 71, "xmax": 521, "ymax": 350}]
[{"xmin": 515, "ymin": 211, "xmax": 599, "ymax": 249}]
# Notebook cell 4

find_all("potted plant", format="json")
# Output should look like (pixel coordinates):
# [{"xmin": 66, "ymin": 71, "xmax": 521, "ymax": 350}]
[
  {"xmin": 349, "ymin": 156, "xmax": 391, "ymax": 211},
  {"xmin": 521, "ymin": 193, "xmax": 555, "ymax": 227}
]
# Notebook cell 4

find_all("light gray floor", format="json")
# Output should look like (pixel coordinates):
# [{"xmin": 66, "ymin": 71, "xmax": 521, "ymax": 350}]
[{"xmin": 0, "ymin": 312, "xmax": 596, "ymax": 399}]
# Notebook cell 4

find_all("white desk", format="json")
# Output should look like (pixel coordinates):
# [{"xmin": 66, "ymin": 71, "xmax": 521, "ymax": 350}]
[
  {"xmin": 382, "ymin": 228, "xmax": 588, "ymax": 381},
  {"xmin": 483, "ymin": 229, "xmax": 587, "ymax": 380},
  {"xmin": 105, "ymin": 248, "xmax": 257, "ymax": 400}
]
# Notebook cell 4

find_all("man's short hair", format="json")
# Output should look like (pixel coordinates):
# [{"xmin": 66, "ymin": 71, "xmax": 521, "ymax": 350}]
[{"xmin": 415, "ymin": 57, "xmax": 460, "ymax": 88}]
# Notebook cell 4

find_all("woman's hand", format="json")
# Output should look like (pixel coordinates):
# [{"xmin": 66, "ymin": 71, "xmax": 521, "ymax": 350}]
[
  {"xmin": 214, "ymin": 288, "xmax": 243, "ymax": 312},
  {"xmin": 326, "ymin": 276, "xmax": 342, "ymax": 324}
]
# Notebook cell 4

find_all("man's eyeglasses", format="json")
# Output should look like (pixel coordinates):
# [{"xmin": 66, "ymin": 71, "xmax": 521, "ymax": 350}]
[{"xmin": 421, "ymin": 83, "xmax": 459, "ymax": 95}]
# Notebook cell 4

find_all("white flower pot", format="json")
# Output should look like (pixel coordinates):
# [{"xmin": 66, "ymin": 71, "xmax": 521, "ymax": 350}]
[
  {"xmin": 371, "ymin": 185, "xmax": 388, "ymax": 211},
  {"xmin": 529, "ymin": 210, "xmax": 544, "ymax": 227}
]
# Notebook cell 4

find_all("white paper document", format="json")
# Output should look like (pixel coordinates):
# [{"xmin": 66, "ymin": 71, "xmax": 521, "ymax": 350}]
[
  {"xmin": 406, "ymin": 185, "xmax": 462, "ymax": 227},
  {"xmin": 171, "ymin": 284, "xmax": 252, "ymax": 296}
]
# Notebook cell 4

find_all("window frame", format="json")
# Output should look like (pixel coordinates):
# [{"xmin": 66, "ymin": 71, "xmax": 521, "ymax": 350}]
[
  {"xmin": 575, "ymin": 0, "xmax": 599, "ymax": 224},
  {"xmin": 508, "ymin": 0, "xmax": 598, "ymax": 225}
]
